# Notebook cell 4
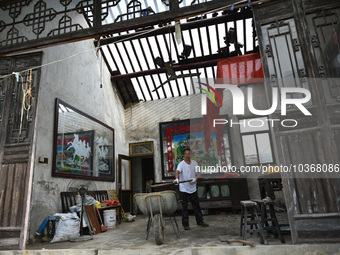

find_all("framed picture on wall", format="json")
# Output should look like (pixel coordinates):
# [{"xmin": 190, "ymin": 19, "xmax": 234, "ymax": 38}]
[
  {"xmin": 159, "ymin": 117, "xmax": 233, "ymax": 179},
  {"xmin": 129, "ymin": 141, "xmax": 154, "ymax": 156},
  {"xmin": 55, "ymin": 131, "xmax": 94, "ymax": 176},
  {"xmin": 53, "ymin": 98, "xmax": 115, "ymax": 182}
]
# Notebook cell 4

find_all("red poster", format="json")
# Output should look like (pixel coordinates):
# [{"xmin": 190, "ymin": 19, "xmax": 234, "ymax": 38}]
[{"xmin": 216, "ymin": 52, "xmax": 264, "ymax": 85}]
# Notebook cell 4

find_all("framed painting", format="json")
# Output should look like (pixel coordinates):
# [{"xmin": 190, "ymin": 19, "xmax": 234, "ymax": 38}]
[
  {"xmin": 53, "ymin": 98, "xmax": 115, "ymax": 181},
  {"xmin": 159, "ymin": 117, "xmax": 233, "ymax": 179},
  {"xmin": 56, "ymin": 131, "xmax": 94, "ymax": 176},
  {"xmin": 129, "ymin": 141, "xmax": 154, "ymax": 156}
]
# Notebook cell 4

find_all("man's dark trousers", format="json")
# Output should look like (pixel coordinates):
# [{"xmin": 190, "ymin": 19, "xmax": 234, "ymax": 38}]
[{"xmin": 180, "ymin": 191, "xmax": 203, "ymax": 227}]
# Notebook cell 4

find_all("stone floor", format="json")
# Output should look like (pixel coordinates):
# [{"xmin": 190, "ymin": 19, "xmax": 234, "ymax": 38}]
[{"xmin": 26, "ymin": 211, "xmax": 293, "ymax": 255}]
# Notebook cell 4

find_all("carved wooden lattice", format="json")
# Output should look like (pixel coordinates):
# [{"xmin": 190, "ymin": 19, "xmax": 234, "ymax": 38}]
[
  {"xmin": 101, "ymin": 0, "xmax": 121, "ymax": 21},
  {"xmin": 261, "ymin": 18, "xmax": 312, "ymax": 108},
  {"xmin": 23, "ymin": 1, "xmax": 57, "ymax": 35},
  {"xmin": 1, "ymin": 0, "xmax": 32, "ymax": 19},
  {"xmin": 1, "ymin": 28, "xmax": 28, "ymax": 46},
  {"xmin": 1, "ymin": 0, "xmax": 85, "ymax": 46},
  {"xmin": 0, "ymin": 59, "xmax": 11, "ymax": 126},
  {"xmin": 114, "ymin": 0, "xmax": 154, "ymax": 22},
  {"xmin": 0, "ymin": 54, "xmax": 41, "ymax": 144},
  {"xmin": 75, "ymin": 0, "xmax": 94, "ymax": 25},
  {"xmin": 0, "ymin": 0, "xmax": 231, "ymax": 56},
  {"xmin": 7, "ymin": 72, "xmax": 33, "ymax": 143},
  {"xmin": 161, "ymin": 0, "xmax": 183, "ymax": 7},
  {"xmin": 306, "ymin": 8, "xmax": 340, "ymax": 103},
  {"xmin": 48, "ymin": 15, "xmax": 83, "ymax": 36},
  {"xmin": 0, "ymin": 82, "xmax": 6, "ymax": 126},
  {"xmin": 0, "ymin": 0, "xmax": 174, "ymax": 48},
  {"xmin": 0, "ymin": 20, "xmax": 5, "ymax": 32},
  {"xmin": 0, "ymin": 0, "xmax": 160, "ymax": 46}
]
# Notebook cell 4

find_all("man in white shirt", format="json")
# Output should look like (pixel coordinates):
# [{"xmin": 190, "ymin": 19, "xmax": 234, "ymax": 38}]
[{"xmin": 174, "ymin": 148, "xmax": 209, "ymax": 230}]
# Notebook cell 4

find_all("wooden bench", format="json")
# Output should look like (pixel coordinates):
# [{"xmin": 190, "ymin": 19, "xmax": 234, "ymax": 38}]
[{"xmin": 60, "ymin": 190, "xmax": 121, "ymax": 224}]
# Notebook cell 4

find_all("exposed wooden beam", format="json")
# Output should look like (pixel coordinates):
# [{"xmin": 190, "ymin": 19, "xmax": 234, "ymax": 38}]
[
  {"xmin": 0, "ymin": 0, "xmax": 18, "ymax": 5},
  {"xmin": 111, "ymin": 58, "xmax": 218, "ymax": 81},
  {"xmin": 93, "ymin": 0, "xmax": 102, "ymax": 28},
  {"xmin": 0, "ymin": 0, "xmax": 251, "ymax": 56},
  {"xmin": 99, "ymin": 10, "xmax": 253, "ymax": 46}
]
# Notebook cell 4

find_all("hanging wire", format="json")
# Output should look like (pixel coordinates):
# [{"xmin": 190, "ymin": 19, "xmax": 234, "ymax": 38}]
[
  {"xmin": 19, "ymin": 69, "xmax": 34, "ymax": 135},
  {"xmin": 100, "ymin": 47, "xmax": 103, "ymax": 88},
  {"xmin": 0, "ymin": 25, "xmax": 171, "ymax": 83}
]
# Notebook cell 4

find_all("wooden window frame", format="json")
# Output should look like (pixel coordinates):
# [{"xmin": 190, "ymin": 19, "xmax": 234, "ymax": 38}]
[{"xmin": 129, "ymin": 141, "xmax": 154, "ymax": 156}]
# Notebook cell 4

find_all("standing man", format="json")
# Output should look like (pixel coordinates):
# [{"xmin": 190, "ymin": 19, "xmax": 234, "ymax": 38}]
[{"xmin": 174, "ymin": 148, "xmax": 209, "ymax": 230}]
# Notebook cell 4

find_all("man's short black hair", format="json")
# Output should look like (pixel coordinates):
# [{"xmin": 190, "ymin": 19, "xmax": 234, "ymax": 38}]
[{"xmin": 183, "ymin": 148, "xmax": 190, "ymax": 153}]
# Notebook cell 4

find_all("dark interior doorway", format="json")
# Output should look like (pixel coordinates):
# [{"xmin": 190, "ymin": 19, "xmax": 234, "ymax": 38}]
[
  {"xmin": 141, "ymin": 157, "xmax": 154, "ymax": 192},
  {"xmin": 131, "ymin": 156, "xmax": 154, "ymax": 214}
]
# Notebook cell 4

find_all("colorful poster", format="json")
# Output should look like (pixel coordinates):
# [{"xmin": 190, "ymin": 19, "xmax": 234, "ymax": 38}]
[{"xmin": 173, "ymin": 132, "xmax": 219, "ymax": 170}]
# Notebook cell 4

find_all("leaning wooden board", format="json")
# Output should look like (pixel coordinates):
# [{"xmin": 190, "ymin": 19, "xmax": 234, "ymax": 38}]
[{"xmin": 85, "ymin": 205, "xmax": 101, "ymax": 234}]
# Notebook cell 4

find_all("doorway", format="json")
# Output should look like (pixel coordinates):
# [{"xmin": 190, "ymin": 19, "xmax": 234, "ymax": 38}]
[
  {"xmin": 118, "ymin": 154, "xmax": 132, "ymax": 213},
  {"xmin": 131, "ymin": 156, "xmax": 154, "ymax": 214}
]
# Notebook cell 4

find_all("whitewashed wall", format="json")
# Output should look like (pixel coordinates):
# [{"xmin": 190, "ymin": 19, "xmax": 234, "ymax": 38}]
[
  {"xmin": 29, "ymin": 40, "xmax": 127, "ymax": 241},
  {"xmin": 124, "ymin": 83, "xmax": 270, "ymax": 185},
  {"xmin": 125, "ymin": 95, "xmax": 192, "ymax": 183}
]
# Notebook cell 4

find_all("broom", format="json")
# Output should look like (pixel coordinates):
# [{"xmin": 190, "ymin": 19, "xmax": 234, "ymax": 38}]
[{"xmin": 96, "ymin": 206, "xmax": 108, "ymax": 232}]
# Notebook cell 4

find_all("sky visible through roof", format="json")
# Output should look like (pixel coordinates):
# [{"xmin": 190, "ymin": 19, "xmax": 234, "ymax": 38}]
[{"xmin": 99, "ymin": 2, "xmax": 256, "ymax": 101}]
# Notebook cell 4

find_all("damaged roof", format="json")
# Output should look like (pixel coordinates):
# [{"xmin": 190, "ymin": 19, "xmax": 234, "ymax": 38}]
[{"xmin": 0, "ymin": 0, "xmax": 261, "ymax": 104}]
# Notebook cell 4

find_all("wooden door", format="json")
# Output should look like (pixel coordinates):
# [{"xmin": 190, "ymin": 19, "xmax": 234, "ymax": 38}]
[
  {"xmin": 253, "ymin": 0, "xmax": 340, "ymax": 243},
  {"xmin": 118, "ymin": 154, "xmax": 132, "ymax": 213},
  {"xmin": 0, "ymin": 53, "xmax": 42, "ymax": 249}
]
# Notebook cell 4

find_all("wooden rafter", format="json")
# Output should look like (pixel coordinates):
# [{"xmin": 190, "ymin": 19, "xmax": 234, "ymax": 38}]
[
  {"xmin": 100, "ymin": 10, "xmax": 253, "ymax": 46},
  {"xmin": 0, "ymin": 0, "xmax": 255, "ymax": 56},
  {"xmin": 111, "ymin": 59, "xmax": 218, "ymax": 81}
]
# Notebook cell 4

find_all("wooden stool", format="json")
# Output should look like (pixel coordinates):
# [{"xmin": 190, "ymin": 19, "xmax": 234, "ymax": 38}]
[
  {"xmin": 252, "ymin": 199, "xmax": 285, "ymax": 243},
  {"xmin": 240, "ymin": 200, "xmax": 267, "ymax": 244}
]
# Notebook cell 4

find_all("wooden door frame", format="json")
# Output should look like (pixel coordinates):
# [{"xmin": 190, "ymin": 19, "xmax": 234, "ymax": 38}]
[
  {"xmin": 0, "ymin": 52, "xmax": 42, "ymax": 249},
  {"xmin": 118, "ymin": 154, "xmax": 132, "ymax": 212}
]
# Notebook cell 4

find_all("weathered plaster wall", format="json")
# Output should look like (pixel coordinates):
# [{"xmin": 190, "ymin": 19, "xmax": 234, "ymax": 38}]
[
  {"xmin": 29, "ymin": 40, "xmax": 127, "ymax": 241},
  {"xmin": 125, "ymin": 95, "xmax": 192, "ymax": 183},
  {"xmin": 124, "ymin": 82, "xmax": 272, "ymax": 202}
]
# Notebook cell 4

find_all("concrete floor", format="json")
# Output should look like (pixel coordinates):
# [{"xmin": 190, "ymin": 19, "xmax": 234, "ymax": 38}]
[
  {"xmin": 21, "ymin": 212, "xmax": 340, "ymax": 255},
  {"xmin": 25, "ymin": 212, "xmax": 295, "ymax": 254}
]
